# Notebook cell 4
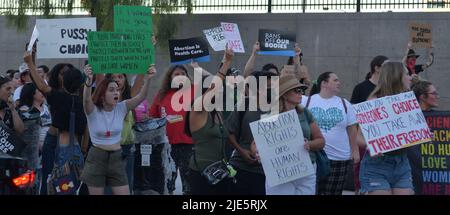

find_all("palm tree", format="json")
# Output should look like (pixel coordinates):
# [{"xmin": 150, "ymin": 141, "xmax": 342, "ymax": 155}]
[{"xmin": 1, "ymin": 0, "xmax": 195, "ymax": 47}]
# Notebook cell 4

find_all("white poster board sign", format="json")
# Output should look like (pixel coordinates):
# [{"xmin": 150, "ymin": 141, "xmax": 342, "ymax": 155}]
[
  {"xmin": 250, "ymin": 109, "xmax": 314, "ymax": 187},
  {"xmin": 27, "ymin": 25, "xmax": 39, "ymax": 52},
  {"xmin": 353, "ymin": 91, "xmax": 432, "ymax": 156},
  {"xmin": 221, "ymin": 22, "xmax": 245, "ymax": 53},
  {"xmin": 203, "ymin": 26, "xmax": 227, "ymax": 51},
  {"xmin": 36, "ymin": 17, "xmax": 97, "ymax": 59}
]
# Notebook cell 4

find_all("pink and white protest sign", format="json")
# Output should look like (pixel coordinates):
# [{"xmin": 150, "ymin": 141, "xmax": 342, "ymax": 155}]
[
  {"xmin": 221, "ymin": 22, "xmax": 245, "ymax": 53},
  {"xmin": 353, "ymin": 91, "xmax": 432, "ymax": 156}
]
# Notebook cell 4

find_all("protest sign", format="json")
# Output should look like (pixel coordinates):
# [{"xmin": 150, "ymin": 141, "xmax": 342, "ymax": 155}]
[
  {"xmin": 168, "ymin": 37, "xmax": 210, "ymax": 65},
  {"xmin": 353, "ymin": 91, "xmax": 432, "ymax": 156},
  {"xmin": 203, "ymin": 26, "xmax": 227, "ymax": 51},
  {"xmin": 0, "ymin": 122, "xmax": 26, "ymax": 157},
  {"xmin": 410, "ymin": 23, "xmax": 432, "ymax": 48},
  {"xmin": 88, "ymin": 32, "xmax": 154, "ymax": 74},
  {"xmin": 114, "ymin": 5, "xmax": 152, "ymax": 34},
  {"xmin": 36, "ymin": 18, "xmax": 96, "ymax": 59},
  {"xmin": 27, "ymin": 25, "xmax": 39, "ymax": 53},
  {"xmin": 221, "ymin": 22, "xmax": 245, "ymax": 53},
  {"xmin": 258, "ymin": 29, "xmax": 296, "ymax": 56},
  {"xmin": 408, "ymin": 111, "xmax": 450, "ymax": 195},
  {"xmin": 250, "ymin": 109, "xmax": 314, "ymax": 187}
]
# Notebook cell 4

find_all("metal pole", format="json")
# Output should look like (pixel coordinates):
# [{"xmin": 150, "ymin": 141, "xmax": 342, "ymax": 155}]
[
  {"xmin": 268, "ymin": 0, "xmax": 272, "ymax": 13},
  {"xmin": 302, "ymin": 0, "xmax": 306, "ymax": 13},
  {"xmin": 356, "ymin": 0, "xmax": 361, "ymax": 12}
]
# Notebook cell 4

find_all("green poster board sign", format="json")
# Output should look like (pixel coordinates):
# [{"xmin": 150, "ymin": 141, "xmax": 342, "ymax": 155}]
[
  {"xmin": 114, "ymin": 5, "xmax": 153, "ymax": 34},
  {"xmin": 88, "ymin": 32, "xmax": 154, "ymax": 74}
]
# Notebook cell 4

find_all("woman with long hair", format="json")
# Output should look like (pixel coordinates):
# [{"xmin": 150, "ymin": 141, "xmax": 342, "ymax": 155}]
[
  {"xmin": 359, "ymin": 61, "xmax": 414, "ymax": 195},
  {"xmin": 81, "ymin": 65, "xmax": 156, "ymax": 195},
  {"xmin": 148, "ymin": 64, "xmax": 195, "ymax": 195},
  {"xmin": 251, "ymin": 74, "xmax": 325, "ymax": 195}
]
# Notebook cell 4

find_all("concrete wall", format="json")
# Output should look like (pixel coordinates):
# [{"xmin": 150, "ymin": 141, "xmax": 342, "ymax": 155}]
[{"xmin": 1, "ymin": 13, "xmax": 450, "ymax": 109}]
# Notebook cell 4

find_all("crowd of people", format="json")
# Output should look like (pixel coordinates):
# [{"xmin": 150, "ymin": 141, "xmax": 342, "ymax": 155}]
[{"xmin": 0, "ymin": 38, "xmax": 438, "ymax": 195}]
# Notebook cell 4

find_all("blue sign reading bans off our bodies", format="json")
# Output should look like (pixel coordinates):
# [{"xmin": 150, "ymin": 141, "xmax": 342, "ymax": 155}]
[{"xmin": 258, "ymin": 29, "xmax": 296, "ymax": 57}]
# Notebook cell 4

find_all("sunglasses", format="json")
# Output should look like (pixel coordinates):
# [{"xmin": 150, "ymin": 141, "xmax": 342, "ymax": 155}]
[{"xmin": 293, "ymin": 87, "xmax": 305, "ymax": 94}]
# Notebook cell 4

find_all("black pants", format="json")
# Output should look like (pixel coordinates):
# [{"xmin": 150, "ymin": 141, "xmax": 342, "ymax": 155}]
[
  {"xmin": 134, "ymin": 144, "xmax": 165, "ymax": 194},
  {"xmin": 229, "ymin": 167, "xmax": 265, "ymax": 195},
  {"xmin": 169, "ymin": 144, "xmax": 193, "ymax": 195},
  {"xmin": 188, "ymin": 169, "xmax": 232, "ymax": 195}
]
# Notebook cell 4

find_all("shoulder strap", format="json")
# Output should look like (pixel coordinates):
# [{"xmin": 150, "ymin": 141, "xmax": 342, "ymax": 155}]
[
  {"xmin": 341, "ymin": 98, "xmax": 348, "ymax": 114},
  {"xmin": 305, "ymin": 95, "xmax": 312, "ymax": 108}
]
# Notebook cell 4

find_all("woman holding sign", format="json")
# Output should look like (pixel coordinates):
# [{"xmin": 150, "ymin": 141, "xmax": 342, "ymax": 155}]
[
  {"xmin": 184, "ymin": 48, "xmax": 235, "ymax": 195},
  {"xmin": 81, "ymin": 64, "xmax": 156, "ymax": 195},
  {"xmin": 0, "ymin": 76, "xmax": 24, "ymax": 134},
  {"xmin": 250, "ymin": 74, "xmax": 325, "ymax": 195},
  {"xmin": 359, "ymin": 61, "xmax": 414, "ymax": 195}
]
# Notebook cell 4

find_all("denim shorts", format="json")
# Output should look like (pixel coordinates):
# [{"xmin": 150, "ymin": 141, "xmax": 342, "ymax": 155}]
[{"xmin": 359, "ymin": 152, "xmax": 413, "ymax": 193}]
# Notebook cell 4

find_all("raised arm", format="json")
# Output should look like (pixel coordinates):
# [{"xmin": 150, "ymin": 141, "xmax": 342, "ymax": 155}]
[
  {"xmin": 23, "ymin": 52, "xmax": 51, "ymax": 94},
  {"xmin": 126, "ymin": 66, "xmax": 157, "ymax": 110},
  {"xmin": 83, "ymin": 65, "xmax": 95, "ymax": 115},
  {"xmin": 402, "ymin": 42, "xmax": 412, "ymax": 65},
  {"xmin": 130, "ymin": 74, "xmax": 145, "ymax": 97},
  {"xmin": 421, "ymin": 46, "xmax": 435, "ymax": 70},
  {"xmin": 7, "ymin": 97, "xmax": 24, "ymax": 134},
  {"xmin": 244, "ymin": 41, "xmax": 260, "ymax": 77}
]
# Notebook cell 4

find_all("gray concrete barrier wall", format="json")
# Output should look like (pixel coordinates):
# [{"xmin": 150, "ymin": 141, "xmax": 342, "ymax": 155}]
[{"xmin": 1, "ymin": 13, "xmax": 449, "ymax": 109}]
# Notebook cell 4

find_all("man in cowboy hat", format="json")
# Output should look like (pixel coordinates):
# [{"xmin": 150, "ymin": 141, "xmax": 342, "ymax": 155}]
[{"xmin": 403, "ymin": 42, "xmax": 434, "ymax": 76}]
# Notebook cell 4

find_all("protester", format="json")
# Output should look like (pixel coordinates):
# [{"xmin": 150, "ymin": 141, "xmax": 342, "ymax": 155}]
[
  {"xmin": 359, "ymin": 61, "xmax": 414, "ymax": 195},
  {"xmin": 24, "ymin": 53, "xmax": 87, "ymax": 195},
  {"xmin": 80, "ymin": 65, "xmax": 156, "ymax": 195},
  {"xmin": 5, "ymin": 70, "xmax": 19, "ymax": 90},
  {"xmin": 226, "ymin": 70, "xmax": 276, "ymax": 195},
  {"xmin": 403, "ymin": 42, "xmax": 434, "ymax": 76},
  {"xmin": 286, "ymin": 44, "xmax": 311, "ymax": 87},
  {"xmin": 244, "ymin": 41, "xmax": 279, "ymax": 77},
  {"xmin": 13, "ymin": 63, "xmax": 33, "ymax": 103},
  {"xmin": 185, "ymin": 48, "xmax": 234, "ymax": 195},
  {"xmin": 412, "ymin": 80, "xmax": 439, "ymax": 111},
  {"xmin": 149, "ymin": 65, "xmax": 195, "ymax": 195},
  {"xmin": 0, "ymin": 76, "xmax": 24, "ymax": 133},
  {"xmin": 304, "ymin": 71, "xmax": 359, "ymax": 195},
  {"xmin": 17, "ymin": 83, "xmax": 44, "ymax": 193},
  {"xmin": 251, "ymin": 74, "xmax": 325, "ymax": 195},
  {"xmin": 37, "ymin": 65, "xmax": 50, "ymax": 83},
  {"xmin": 104, "ymin": 73, "xmax": 144, "ymax": 194},
  {"xmin": 349, "ymin": 55, "xmax": 388, "ymax": 194}
]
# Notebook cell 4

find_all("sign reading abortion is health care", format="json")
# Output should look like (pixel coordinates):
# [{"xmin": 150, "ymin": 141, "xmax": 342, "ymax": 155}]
[
  {"xmin": 36, "ymin": 18, "xmax": 96, "ymax": 59},
  {"xmin": 258, "ymin": 29, "xmax": 296, "ymax": 56},
  {"xmin": 353, "ymin": 91, "xmax": 432, "ymax": 156},
  {"xmin": 169, "ymin": 37, "xmax": 210, "ymax": 65},
  {"xmin": 250, "ymin": 109, "xmax": 314, "ymax": 187}
]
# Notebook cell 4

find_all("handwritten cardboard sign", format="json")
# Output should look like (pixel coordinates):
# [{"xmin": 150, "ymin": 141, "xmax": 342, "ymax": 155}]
[
  {"xmin": 410, "ymin": 23, "xmax": 432, "ymax": 48},
  {"xmin": 353, "ymin": 91, "xmax": 432, "ymax": 156},
  {"xmin": 250, "ymin": 109, "xmax": 314, "ymax": 187},
  {"xmin": 36, "ymin": 18, "xmax": 96, "ymax": 59},
  {"xmin": 203, "ymin": 26, "xmax": 227, "ymax": 51},
  {"xmin": 221, "ymin": 22, "xmax": 245, "ymax": 53}
]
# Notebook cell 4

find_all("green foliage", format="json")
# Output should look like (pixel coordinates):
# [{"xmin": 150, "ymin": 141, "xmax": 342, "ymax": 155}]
[{"xmin": 2, "ymin": 0, "xmax": 195, "ymax": 48}]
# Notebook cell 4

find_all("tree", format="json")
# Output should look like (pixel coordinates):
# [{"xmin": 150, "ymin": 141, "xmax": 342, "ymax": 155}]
[{"xmin": 1, "ymin": 0, "xmax": 195, "ymax": 48}]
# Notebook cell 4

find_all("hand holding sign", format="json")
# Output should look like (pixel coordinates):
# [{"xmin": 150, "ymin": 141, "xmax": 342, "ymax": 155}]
[
  {"xmin": 23, "ymin": 51, "xmax": 33, "ymax": 65},
  {"xmin": 252, "ymin": 41, "xmax": 261, "ymax": 54},
  {"xmin": 83, "ymin": 65, "xmax": 94, "ymax": 85},
  {"xmin": 145, "ymin": 66, "xmax": 157, "ymax": 81}
]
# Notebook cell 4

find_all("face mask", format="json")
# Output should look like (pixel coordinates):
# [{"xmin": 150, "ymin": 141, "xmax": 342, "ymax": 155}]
[{"xmin": 407, "ymin": 59, "xmax": 416, "ymax": 69}]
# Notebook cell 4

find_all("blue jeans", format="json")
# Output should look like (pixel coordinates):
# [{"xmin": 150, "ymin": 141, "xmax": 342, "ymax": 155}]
[
  {"xmin": 39, "ymin": 132, "xmax": 57, "ymax": 195},
  {"xmin": 359, "ymin": 152, "xmax": 413, "ymax": 193}
]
